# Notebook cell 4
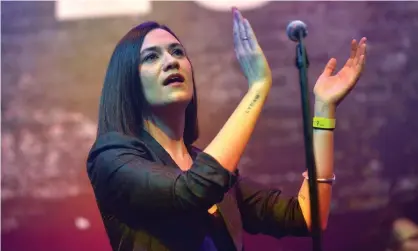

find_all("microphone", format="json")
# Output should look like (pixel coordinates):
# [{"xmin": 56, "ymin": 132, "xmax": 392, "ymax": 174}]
[
  {"xmin": 286, "ymin": 20, "xmax": 322, "ymax": 251},
  {"xmin": 286, "ymin": 20, "xmax": 308, "ymax": 42},
  {"xmin": 286, "ymin": 20, "xmax": 309, "ymax": 68}
]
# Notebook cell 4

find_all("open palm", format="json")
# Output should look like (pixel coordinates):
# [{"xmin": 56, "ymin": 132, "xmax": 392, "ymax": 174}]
[
  {"xmin": 232, "ymin": 8, "xmax": 272, "ymax": 89},
  {"xmin": 314, "ymin": 38, "xmax": 367, "ymax": 105}
]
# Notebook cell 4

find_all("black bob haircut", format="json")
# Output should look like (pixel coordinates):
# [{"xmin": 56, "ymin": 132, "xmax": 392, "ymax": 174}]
[{"xmin": 97, "ymin": 21, "xmax": 199, "ymax": 145}]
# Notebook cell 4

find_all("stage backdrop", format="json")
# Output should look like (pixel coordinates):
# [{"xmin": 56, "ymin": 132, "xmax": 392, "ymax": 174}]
[{"xmin": 2, "ymin": 1, "xmax": 418, "ymax": 251}]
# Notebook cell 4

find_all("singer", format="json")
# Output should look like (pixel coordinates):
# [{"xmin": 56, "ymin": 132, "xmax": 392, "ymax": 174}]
[{"xmin": 87, "ymin": 8, "xmax": 367, "ymax": 251}]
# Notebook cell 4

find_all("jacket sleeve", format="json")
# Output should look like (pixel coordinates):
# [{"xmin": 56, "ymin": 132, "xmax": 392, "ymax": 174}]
[
  {"xmin": 87, "ymin": 132, "xmax": 237, "ymax": 220},
  {"xmin": 235, "ymin": 176, "xmax": 310, "ymax": 238}
]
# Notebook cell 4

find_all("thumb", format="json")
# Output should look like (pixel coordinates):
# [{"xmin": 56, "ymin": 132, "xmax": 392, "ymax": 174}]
[{"xmin": 321, "ymin": 58, "xmax": 337, "ymax": 77}]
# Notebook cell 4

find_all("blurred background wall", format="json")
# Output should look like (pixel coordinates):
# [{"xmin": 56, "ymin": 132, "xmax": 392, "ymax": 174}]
[{"xmin": 2, "ymin": 1, "xmax": 418, "ymax": 251}]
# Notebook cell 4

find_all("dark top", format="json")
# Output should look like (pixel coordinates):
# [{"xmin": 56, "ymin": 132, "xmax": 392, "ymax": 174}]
[{"xmin": 87, "ymin": 130, "xmax": 310, "ymax": 251}]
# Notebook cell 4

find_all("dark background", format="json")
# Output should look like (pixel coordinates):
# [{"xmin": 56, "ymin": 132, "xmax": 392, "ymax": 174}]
[{"xmin": 2, "ymin": 1, "xmax": 418, "ymax": 251}]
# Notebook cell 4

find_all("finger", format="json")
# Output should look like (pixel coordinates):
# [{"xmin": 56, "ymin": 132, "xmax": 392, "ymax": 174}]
[
  {"xmin": 232, "ymin": 8, "xmax": 245, "ymax": 55},
  {"xmin": 357, "ymin": 38, "xmax": 367, "ymax": 65},
  {"xmin": 349, "ymin": 39, "xmax": 357, "ymax": 59},
  {"xmin": 321, "ymin": 58, "xmax": 337, "ymax": 77},
  {"xmin": 344, "ymin": 39, "xmax": 357, "ymax": 68},
  {"xmin": 355, "ymin": 54, "xmax": 366, "ymax": 72},
  {"xmin": 243, "ymin": 18, "xmax": 258, "ymax": 51},
  {"xmin": 353, "ymin": 37, "xmax": 367, "ymax": 65},
  {"xmin": 351, "ymin": 53, "xmax": 366, "ymax": 86},
  {"xmin": 234, "ymin": 9, "xmax": 250, "ymax": 52}
]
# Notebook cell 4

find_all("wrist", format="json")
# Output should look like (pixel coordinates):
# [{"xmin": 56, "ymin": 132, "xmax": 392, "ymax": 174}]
[{"xmin": 314, "ymin": 99, "xmax": 336, "ymax": 119}]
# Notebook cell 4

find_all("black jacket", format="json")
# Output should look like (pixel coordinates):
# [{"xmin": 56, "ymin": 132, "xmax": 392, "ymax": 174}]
[{"xmin": 87, "ymin": 130, "xmax": 310, "ymax": 251}]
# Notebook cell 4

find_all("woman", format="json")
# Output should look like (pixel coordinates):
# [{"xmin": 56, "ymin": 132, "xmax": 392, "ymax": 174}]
[{"xmin": 87, "ymin": 8, "xmax": 367, "ymax": 251}]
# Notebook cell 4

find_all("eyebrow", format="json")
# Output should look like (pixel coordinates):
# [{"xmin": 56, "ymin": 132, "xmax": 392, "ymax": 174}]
[{"xmin": 141, "ymin": 42, "xmax": 183, "ymax": 54}]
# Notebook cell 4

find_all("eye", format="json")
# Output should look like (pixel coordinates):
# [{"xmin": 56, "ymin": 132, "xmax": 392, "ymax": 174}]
[
  {"xmin": 172, "ymin": 48, "xmax": 185, "ymax": 57},
  {"xmin": 143, "ymin": 53, "xmax": 158, "ymax": 63}
]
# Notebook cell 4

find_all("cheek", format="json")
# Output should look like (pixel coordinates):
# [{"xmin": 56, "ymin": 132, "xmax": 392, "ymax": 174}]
[
  {"xmin": 139, "ymin": 68, "xmax": 160, "ymax": 100},
  {"xmin": 183, "ymin": 60, "xmax": 192, "ymax": 75},
  {"xmin": 182, "ymin": 60, "xmax": 193, "ymax": 85}
]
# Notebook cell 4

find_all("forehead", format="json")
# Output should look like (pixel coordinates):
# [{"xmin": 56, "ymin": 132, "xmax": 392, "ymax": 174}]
[{"xmin": 141, "ymin": 29, "xmax": 180, "ymax": 51}]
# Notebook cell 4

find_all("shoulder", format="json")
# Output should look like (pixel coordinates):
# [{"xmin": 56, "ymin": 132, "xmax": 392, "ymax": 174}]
[
  {"xmin": 87, "ymin": 132, "xmax": 151, "ymax": 168},
  {"xmin": 89, "ymin": 132, "xmax": 149, "ymax": 154},
  {"xmin": 91, "ymin": 132, "xmax": 146, "ymax": 149}
]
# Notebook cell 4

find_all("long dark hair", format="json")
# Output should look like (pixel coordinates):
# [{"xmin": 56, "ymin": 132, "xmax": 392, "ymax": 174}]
[{"xmin": 97, "ymin": 21, "xmax": 199, "ymax": 145}]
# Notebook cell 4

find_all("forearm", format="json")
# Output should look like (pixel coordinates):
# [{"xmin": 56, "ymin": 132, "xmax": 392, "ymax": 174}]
[
  {"xmin": 298, "ymin": 99, "xmax": 335, "ymax": 230},
  {"xmin": 204, "ymin": 82, "xmax": 271, "ymax": 173}
]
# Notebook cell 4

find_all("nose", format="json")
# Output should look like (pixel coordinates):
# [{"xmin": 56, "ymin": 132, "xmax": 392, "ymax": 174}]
[{"xmin": 162, "ymin": 53, "xmax": 180, "ymax": 72}]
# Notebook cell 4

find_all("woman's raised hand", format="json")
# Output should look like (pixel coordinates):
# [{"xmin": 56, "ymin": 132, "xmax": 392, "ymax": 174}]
[{"xmin": 232, "ymin": 8, "xmax": 272, "ymax": 90}]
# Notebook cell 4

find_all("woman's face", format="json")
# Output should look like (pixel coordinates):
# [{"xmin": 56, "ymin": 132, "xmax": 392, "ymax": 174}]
[{"xmin": 139, "ymin": 28, "xmax": 194, "ymax": 108}]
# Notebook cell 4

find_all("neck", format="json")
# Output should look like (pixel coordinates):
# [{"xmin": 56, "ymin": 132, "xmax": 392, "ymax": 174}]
[{"xmin": 144, "ymin": 106, "xmax": 189, "ymax": 159}]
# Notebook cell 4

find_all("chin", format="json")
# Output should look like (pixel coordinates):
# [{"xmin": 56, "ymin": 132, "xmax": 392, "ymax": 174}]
[
  {"xmin": 152, "ymin": 95, "xmax": 191, "ymax": 109},
  {"xmin": 167, "ymin": 90, "xmax": 193, "ymax": 104},
  {"xmin": 169, "ymin": 96, "xmax": 192, "ymax": 107}
]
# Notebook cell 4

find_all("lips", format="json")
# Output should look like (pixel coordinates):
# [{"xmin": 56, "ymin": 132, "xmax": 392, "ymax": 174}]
[{"xmin": 163, "ymin": 73, "xmax": 185, "ymax": 86}]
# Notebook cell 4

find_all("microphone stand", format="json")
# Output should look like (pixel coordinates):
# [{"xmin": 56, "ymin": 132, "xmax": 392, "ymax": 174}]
[{"xmin": 295, "ymin": 30, "xmax": 323, "ymax": 251}]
